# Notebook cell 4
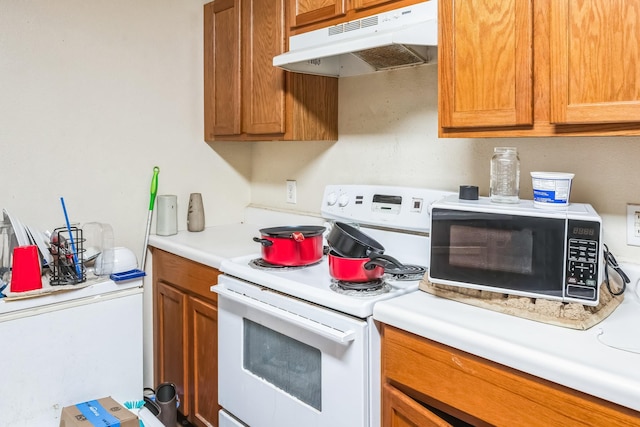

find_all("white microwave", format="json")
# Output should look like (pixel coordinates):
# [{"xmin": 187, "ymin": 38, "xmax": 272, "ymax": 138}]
[{"xmin": 428, "ymin": 195, "xmax": 603, "ymax": 306}]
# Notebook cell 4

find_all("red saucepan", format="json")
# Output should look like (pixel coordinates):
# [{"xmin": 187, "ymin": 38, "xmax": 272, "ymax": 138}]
[
  {"xmin": 328, "ymin": 251, "xmax": 406, "ymax": 282},
  {"xmin": 253, "ymin": 225, "xmax": 326, "ymax": 266}
]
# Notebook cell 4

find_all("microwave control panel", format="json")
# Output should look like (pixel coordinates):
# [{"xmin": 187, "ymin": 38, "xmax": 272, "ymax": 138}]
[{"xmin": 565, "ymin": 219, "xmax": 601, "ymax": 302}]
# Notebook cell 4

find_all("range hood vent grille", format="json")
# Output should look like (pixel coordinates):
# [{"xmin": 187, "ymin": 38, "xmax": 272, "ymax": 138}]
[
  {"xmin": 329, "ymin": 16, "xmax": 379, "ymax": 36},
  {"xmin": 353, "ymin": 44, "xmax": 427, "ymax": 71}
]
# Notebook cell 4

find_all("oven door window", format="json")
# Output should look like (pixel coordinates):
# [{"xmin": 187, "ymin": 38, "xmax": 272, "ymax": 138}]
[
  {"xmin": 243, "ymin": 319, "xmax": 321, "ymax": 410},
  {"xmin": 430, "ymin": 209, "xmax": 565, "ymax": 294}
]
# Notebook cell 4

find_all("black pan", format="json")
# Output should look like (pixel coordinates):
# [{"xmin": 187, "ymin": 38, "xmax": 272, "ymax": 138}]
[{"xmin": 326, "ymin": 222, "xmax": 385, "ymax": 258}]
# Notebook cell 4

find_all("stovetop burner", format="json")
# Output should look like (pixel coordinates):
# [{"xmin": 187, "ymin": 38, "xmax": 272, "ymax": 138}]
[
  {"xmin": 385, "ymin": 264, "xmax": 426, "ymax": 281},
  {"xmin": 249, "ymin": 258, "xmax": 323, "ymax": 270},
  {"xmin": 330, "ymin": 278, "xmax": 391, "ymax": 297}
]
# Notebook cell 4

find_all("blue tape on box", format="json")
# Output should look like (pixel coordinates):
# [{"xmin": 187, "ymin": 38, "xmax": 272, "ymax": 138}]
[{"xmin": 76, "ymin": 400, "xmax": 121, "ymax": 426}]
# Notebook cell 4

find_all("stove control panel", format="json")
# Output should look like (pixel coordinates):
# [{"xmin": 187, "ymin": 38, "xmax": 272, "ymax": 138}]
[{"xmin": 321, "ymin": 185, "xmax": 455, "ymax": 232}]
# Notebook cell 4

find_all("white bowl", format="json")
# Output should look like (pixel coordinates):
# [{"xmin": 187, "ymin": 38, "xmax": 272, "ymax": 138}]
[{"xmin": 94, "ymin": 247, "xmax": 138, "ymax": 275}]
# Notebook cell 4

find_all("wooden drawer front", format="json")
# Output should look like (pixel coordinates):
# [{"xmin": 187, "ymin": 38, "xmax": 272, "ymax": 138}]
[
  {"xmin": 153, "ymin": 249, "xmax": 220, "ymax": 302},
  {"xmin": 382, "ymin": 325, "xmax": 640, "ymax": 427},
  {"xmin": 383, "ymin": 383, "xmax": 455, "ymax": 427}
]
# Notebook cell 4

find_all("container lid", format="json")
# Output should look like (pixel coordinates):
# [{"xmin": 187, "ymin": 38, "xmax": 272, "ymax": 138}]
[{"xmin": 530, "ymin": 171, "xmax": 575, "ymax": 179}]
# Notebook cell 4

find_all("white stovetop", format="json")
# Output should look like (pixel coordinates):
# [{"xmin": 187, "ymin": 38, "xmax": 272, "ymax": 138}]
[
  {"xmin": 374, "ymin": 263, "xmax": 640, "ymax": 413},
  {"xmin": 220, "ymin": 253, "xmax": 419, "ymax": 318}
]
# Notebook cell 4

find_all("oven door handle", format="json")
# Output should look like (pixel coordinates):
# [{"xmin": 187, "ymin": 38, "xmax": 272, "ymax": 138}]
[{"xmin": 216, "ymin": 287, "xmax": 357, "ymax": 345}]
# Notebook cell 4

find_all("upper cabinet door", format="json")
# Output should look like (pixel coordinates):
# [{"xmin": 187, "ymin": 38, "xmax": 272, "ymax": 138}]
[
  {"xmin": 242, "ymin": 0, "xmax": 286, "ymax": 135},
  {"xmin": 289, "ymin": 0, "xmax": 346, "ymax": 28},
  {"xmin": 205, "ymin": 0, "xmax": 241, "ymax": 137},
  {"xmin": 439, "ymin": 0, "xmax": 533, "ymax": 128},
  {"xmin": 550, "ymin": 0, "xmax": 640, "ymax": 124}
]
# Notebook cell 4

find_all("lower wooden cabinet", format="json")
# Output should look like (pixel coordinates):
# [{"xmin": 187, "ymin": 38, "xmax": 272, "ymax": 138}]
[
  {"xmin": 381, "ymin": 325, "xmax": 640, "ymax": 427},
  {"xmin": 383, "ymin": 383, "xmax": 457, "ymax": 427},
  {"xmin": 153, "ymin": 248, "xmax": 221, "ymax": 427}
]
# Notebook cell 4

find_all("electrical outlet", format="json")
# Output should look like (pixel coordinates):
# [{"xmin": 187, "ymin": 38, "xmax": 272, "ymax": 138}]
[
  {"xmin": 286, "ymin": 180, "xmax": 297, "ymax": 204},
  {"xmin": 627, "ymin": 204, "xmax": 640, "ymax": 246}
]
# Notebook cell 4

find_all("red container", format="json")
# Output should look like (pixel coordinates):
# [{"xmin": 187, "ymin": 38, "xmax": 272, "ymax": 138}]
[
  {"xmin": 328, "ymin": 251, "xmax": 385, "ymax": 282},
  {"xmin": 10, "ymin": 245, "xmax": 43, "ymax": 292},
  {"xmin": 253, "ymin": 226, "xmax": 325, "ymax": 266}
]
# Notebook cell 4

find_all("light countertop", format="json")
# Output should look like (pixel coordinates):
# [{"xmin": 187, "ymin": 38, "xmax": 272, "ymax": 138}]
[
  {"xmin": 146, "ymin": 208, "xmax": 640, "ymax": 413},
  {"xmin": 148, "ymin": 223, "xmax": 262, "ymax": 270},
  {"xmin": 374, "ymin": 264, "xmax": 640, "ymax": 413},
  {"xmin": 147, "ymin": 207, "xmax": 324, "ymax": 269}
]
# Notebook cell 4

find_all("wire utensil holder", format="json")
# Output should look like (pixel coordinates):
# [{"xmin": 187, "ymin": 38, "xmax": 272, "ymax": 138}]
[{"xmin": 49, "ymin": 226, "xmax": 86, "ymax": 285}]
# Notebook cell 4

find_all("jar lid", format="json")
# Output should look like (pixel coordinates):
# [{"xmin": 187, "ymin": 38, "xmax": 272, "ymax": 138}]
[{"xmin": 459, "ymin": 185, "xmax": 479, "ymax": 200}]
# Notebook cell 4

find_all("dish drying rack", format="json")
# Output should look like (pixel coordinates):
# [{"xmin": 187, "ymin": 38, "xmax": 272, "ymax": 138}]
[{"xmin": 49, "ymin": 226, "xmax": 86, "ymax": 285}]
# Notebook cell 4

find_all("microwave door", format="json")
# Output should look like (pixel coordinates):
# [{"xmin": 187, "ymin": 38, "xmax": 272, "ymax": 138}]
[{"xmin": 430, "ymin": 209, "xmax": 566, "ymax": 296}]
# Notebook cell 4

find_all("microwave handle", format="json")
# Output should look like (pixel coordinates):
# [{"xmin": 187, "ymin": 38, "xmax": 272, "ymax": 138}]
[{"xmin": 215, "ymin": 286, "xmax": 357, "ymax": 345}]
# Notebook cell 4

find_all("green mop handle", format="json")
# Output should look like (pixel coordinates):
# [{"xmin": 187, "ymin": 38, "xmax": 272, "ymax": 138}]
[
  {"xmin": 141, "ymin": 166, "xmax": 160, "ymax": 270},
  {"xmin": 149, "ymin": 166, "xmax": 159, "ymax": 210}
]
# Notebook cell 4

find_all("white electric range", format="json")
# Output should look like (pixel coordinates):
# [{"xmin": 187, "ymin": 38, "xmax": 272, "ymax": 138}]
[{"xmin": 213, "ymin": 184, "xmax": 454, "ymax": 427}]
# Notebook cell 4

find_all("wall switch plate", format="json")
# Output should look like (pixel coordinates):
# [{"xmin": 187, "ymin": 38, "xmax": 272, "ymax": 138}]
[
  {"xmin": 286, "ymin": 180, "xmax": 297, "ymax": 204},
  {"xmin": 627, "ymin": 204, "xmax": 640, "ymax": 246}
]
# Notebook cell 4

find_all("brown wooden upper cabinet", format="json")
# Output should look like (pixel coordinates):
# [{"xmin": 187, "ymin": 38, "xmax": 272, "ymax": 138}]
[
  {"xmin": 204, "ymin": 0, "xmax": 338, "ymax": 142},
  {"xmin": 289, "ymin": 0, "xmax": 346, "ymax": 29},
  {"xmin": 288, "ymin": 0, "xmax": 425, "ymax": 34},
  {"xmin": 439, "ymin": 0, "xmax": 640, "ymax": 137},
  {"xmin": 550, "ymin": 0, "xmax": 640, "ymax": 125}
]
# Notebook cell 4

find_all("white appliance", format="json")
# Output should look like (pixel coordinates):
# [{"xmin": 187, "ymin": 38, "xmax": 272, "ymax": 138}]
[
  {"xmin": 0, "ymin": 278, "xmax": 143, "ymax": 427},
  {"xmin": 273, "ymin": 1, "xmax": 438, "ymax": 77},
  {"xmin": 214, "ymin": 184, "xmax": 454, "ymax": 427},
  {"xmin": 429, "ymin": 194, "xmax": 603, "ymax": 305}
]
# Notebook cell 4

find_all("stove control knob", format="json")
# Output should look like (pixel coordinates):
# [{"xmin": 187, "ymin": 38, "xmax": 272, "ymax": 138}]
[
  {"xmin": 326, "ymin": 192, "xmax": 338, "ymax": 206},
  {"xmin": 338, "ymin": 194, "xmax": 350, "ymax": 207}
]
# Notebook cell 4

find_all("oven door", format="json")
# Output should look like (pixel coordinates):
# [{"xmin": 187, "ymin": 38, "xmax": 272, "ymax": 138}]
[
  {"xmin": 214, "ymin": 275, "xmax": 370, "ymax": 427},
  {"xmin": 429, "ymin": 208, "xmax": 566, "ymax": 296}
]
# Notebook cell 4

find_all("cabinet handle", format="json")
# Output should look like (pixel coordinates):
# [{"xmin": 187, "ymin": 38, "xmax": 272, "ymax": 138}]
[{"xmin": 214, "ymin": 286, "xmax": 357, "ymax": 345}]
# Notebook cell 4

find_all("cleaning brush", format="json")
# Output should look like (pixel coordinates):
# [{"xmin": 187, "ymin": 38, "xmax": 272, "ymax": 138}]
[{"xmin": 123, "ymin": 400, "xmax": 145, "ymax": 427}]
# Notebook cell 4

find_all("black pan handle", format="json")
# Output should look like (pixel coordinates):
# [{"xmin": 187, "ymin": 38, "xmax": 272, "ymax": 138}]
[
  {"xmin": 253, "ymin": 237, "xmax": 273, "ymax": 247},
  {"xmin": 364, "ymin": 253, "xmax": 405, "ymax": 270}
]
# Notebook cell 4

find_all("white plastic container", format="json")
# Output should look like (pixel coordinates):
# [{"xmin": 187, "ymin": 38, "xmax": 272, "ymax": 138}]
[{"xmin": 530, "ymin": 172, "xmax": 574, "ymax": 208}]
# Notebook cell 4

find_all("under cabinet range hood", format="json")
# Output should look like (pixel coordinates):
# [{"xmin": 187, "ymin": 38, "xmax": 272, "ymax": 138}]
[{"xmin": 273, "ymin": 1, "xmax": 438, "ymax": 77}]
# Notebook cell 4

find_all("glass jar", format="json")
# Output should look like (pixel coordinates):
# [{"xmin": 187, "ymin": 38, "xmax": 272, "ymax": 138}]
[{"xmin": 490, "ymin": 147, "xmax": 520, "ymax": 203}]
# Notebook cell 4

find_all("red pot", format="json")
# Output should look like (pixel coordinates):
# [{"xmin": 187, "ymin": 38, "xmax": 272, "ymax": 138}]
[
  {"xmin": 328, "ymin": 251, "xmax": 409, "ymax": 282},
  {"xmin": 328, "ymin": 251, "xmax": 386, "ymax": 282},
  {"xmin": 253, "ymin": 226, "xmax": 325, "ymax": 266}
]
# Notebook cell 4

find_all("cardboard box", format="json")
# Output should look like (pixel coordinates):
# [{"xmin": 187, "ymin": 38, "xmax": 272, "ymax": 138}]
[{"xmin": 59, "ymin": 396, "xmax": 138, "ymax": 427}]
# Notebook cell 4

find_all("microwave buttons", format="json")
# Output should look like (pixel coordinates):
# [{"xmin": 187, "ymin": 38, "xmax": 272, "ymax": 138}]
[{"xmin": 567, "ymin": 259, "xmax": 598, "ymax": 287}]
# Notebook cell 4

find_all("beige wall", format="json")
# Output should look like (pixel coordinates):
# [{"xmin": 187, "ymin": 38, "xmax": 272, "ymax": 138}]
[
  {"xmin": 1, "ymin": 0, "xmax": 253, "ymax": 389},
  {"xmin": 0, "ymin": 0, "xmax": 252, "ymax": 260},
  {"xmin": 251, "ymin": 64, "xmax": 640, "ymax": 264}
]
